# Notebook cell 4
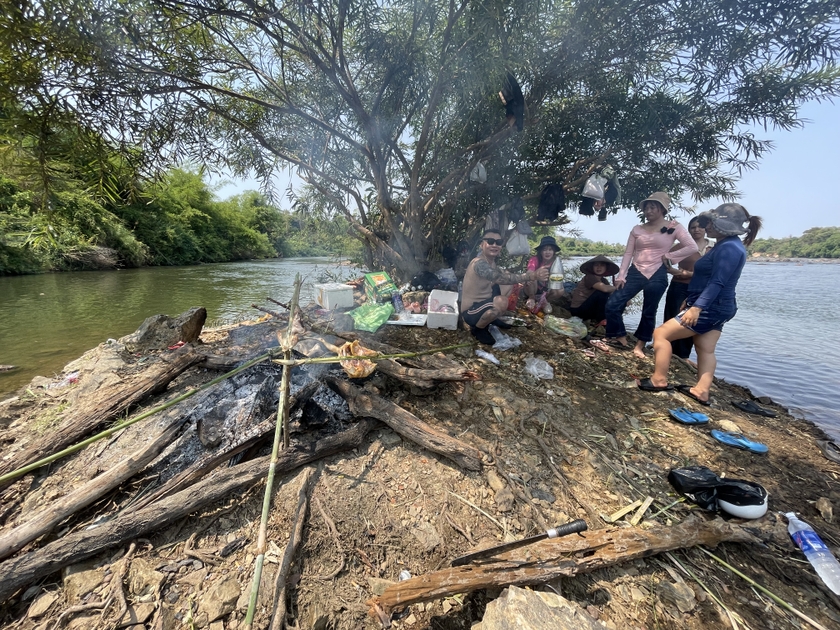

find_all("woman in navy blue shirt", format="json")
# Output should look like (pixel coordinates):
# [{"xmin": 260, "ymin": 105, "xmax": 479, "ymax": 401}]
[{"xmin": 639, "ymin": 203, "xmax": 762, "ymax": 404}]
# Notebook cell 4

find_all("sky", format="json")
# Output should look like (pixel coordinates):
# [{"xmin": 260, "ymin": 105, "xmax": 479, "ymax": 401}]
[{"xmin": 214, "ymin": 99, "xmax": 839, "ymax": 246}]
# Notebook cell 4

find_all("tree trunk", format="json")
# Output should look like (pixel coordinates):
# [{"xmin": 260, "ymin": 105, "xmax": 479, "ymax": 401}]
[
  {"xmin": 372, "ymin": 516, "xmax": 759, "ymax": 614},
  {"xmin": 0, "ymin": 349, "xmax": 201, "ymax": 489},
  {"xmin": 0, "ymin": 418, "xmax": 187, "ymax": 561},
  {"xmin": 0, "ymin": 419, "xmax": 378, "ymax": 604},
  {"xmin": 326, "ymin": 377, "xmax": 483, "ymax": 471}
]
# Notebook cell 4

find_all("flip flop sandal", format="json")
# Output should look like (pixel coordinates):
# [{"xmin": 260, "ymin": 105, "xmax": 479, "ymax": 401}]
[
  {"xmin": 817, "ymin": 440, "xmax": 840, "ymax": 464},
  {"xmin": 710, "ymin": 430, "xmax": 768, "ymax": 454},
  {"xmin": 668, "ymin": 407, "xmax": 710, "ymax": 425},
  {"xmin": 637, "ymin": 378, "xmax": 674, "ymax": 392},
  {"xmin": 589, "ymin": 339, "xmax": 612, "ymax": 354},
  {"xmin": 676, "ymin": 384, "xmax": 711, "ymax": 406},
  {"xmin": 604, "ymin": 339, "xmax": 632, "ymax": 351},
  {"xmin": 731, "ymin": 400, "xmax": 777, "ymax": 417}
]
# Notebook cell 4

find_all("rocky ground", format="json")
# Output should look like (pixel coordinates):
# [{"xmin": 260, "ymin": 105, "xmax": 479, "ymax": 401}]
[{"xmin": 1, "ymin": 301, "xmax": 840, "ymax": 630}]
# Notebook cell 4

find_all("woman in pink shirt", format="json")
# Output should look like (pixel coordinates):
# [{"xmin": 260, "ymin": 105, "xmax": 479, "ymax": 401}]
[{"xmin": 605, "ymin": 192, "xmax": 698, "ymax": 358}]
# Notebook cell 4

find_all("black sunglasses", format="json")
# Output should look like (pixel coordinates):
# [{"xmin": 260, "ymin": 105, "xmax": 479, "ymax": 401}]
[
  {"xmin": 483, "ymin": 238, "xmax": 505, "ymax": 246},
  {"xmin": 660, "ymin": 226, "xmax": 675, "ymax": 234}
]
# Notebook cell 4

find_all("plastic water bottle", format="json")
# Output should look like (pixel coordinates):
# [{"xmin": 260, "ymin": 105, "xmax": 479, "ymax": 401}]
[
  {"xmin": 786, "ymin": 512, "xmax": 840, "ymax": 595},
  {"xmin": 549, "ymin": 257, "xmax": 564, "ymax": 290}
]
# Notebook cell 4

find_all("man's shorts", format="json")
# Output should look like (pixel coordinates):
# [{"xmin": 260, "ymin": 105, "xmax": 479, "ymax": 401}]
[{"xmin": 462, "ymin": 298, "xmax": 497, "ymax": 328}]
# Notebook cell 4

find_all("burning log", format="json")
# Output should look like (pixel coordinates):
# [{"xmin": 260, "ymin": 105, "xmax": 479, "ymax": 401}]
[
  {"xmin": 326, "ymin": 377, "xmax": 483, "ymax": 471},
  {"xmin": 0, "ymin": 348, "xmax": 202, "ymax": 490},
  {"xmin": 371, "ymin": 515, "xmax": 758, "ymax": 614},
  {"xmin": 0, "ymin": 419, "xmax": 378, "ymax": 604}
]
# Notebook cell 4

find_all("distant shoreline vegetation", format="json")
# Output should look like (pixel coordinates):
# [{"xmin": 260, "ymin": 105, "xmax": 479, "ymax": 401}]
[{"xmin": 748, "ymin": 227, "xmax": 840, "ymax": 259}]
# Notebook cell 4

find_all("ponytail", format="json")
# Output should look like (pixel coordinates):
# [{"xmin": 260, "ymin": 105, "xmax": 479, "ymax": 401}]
[{"xmin": 742, "ymin": 213, "xmax": 762, "ymax": 247}]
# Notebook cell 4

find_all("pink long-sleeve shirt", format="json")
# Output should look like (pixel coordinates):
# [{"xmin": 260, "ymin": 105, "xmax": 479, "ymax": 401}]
[{"xmin": 617, "ymin": 221, "xmax": 698, "ymax": 282}]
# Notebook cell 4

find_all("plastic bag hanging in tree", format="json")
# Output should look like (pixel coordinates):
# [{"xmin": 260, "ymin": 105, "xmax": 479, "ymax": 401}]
[
  {"xmin": 537, "ymin": 184, "xmax": 565, "ymax": 221},
  {"xmin": 499, "ymin": 72, "xmax": 525, "ymax": 131},
  {"xmin": 506, "ymin": 228, "xmax": 530, "ymax": 256},
  {"xmin": 470, "ymin": 162, "xmax": 487, "ymax": 183},
  {"xmin": 582, "ymin": 173, "xmax": 607, "ymax": 200}
]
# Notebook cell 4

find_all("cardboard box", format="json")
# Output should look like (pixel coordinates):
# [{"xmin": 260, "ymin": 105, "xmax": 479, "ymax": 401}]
[
  {"xmin": 314, "ymin": 283, "xmax": 354, "ymax": 310},
  {"xmin": 364, "ymin": 272, "xmax": 398, "ymax": 303},
  {"xmin": 426, "ymin": 290, "xmax": 459, "ymax": 330}
]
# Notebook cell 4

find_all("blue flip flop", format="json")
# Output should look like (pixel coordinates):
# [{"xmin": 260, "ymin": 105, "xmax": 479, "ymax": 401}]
[
  {"xmin": 668, "ymin": 407, "xmax": 709, "ymax": 425},
  {"xmin": 710, "ymin": 430, "xmax": 768, "ymax": 454}
]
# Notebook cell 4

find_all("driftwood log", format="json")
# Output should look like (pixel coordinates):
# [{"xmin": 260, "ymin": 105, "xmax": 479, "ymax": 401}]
[
  {"xmin": 0, "ymin": 419, "xmax": 378, "ymax": 603},
  {"xmin": 372, "ymin": 516, "xmax": 759, "ymax": 614},
  {"xmin": 0, "ymin": 418, "xmax": 188, "ymax": 561},
  {"xmin": 269, "ymin": 467, "xmax": 316, "ymax": 630},
  {"xmin": 0, "ymin": 348, "xmax": 201, "ymax": 489},
  {"xmin": 327, "ymin": 377, "xmax": 483, "ymax": 471}
]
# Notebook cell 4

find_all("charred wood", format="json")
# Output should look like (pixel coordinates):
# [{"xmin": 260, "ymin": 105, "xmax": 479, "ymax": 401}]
[
  {"xmin": 0, "ymin": 419, "xmax": 378, "ymax": 603},
  {"xmin": 326, "ymin": 377, "xmax": 483, "ymax": 471}
]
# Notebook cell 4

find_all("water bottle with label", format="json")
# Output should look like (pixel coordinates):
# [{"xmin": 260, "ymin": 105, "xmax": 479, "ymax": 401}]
[
  {"xmin": 786, "ymin": 512, "xmax": 840, "ymax": 595},
  {"xmin": 549, "ymin": 257, "xmax": 564, "ymax": 290}
]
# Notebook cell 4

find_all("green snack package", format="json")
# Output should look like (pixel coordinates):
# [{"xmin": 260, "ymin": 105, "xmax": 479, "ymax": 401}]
[{"xmin": 348, "ymin": 302, "xmax": 395, "ymax": 332}]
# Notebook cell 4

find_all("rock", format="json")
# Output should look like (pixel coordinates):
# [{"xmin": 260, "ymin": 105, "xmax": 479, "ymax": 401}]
[
  {"xmin": 379, "ymin": 429, "xmax": 402, "ymax": 447},
  {"xmin": 757, "ymin": 396, "xmax": 773, "ymax": 405},
  {"xmin": 531, "ymin": 488, "xmax": 556, "ymax": 504},
  {"xmin": 656, "ymin": 580, "xmax": 696, "ymax": 613},
  {"xmin": 494, "ymin": 487, "xmax": 516, "ymax": 512},
  {"xmin": 119, "ymin": 603, "xmax": 155, "ymax": 626},
  {"xmin": 367, "ymin": 577, "xmax": 396, "ymax": 596},
  {"xmin": 128, "ymin": 558, "xmax": 165, "ymax": 598},
  {"xmin": 716, "ymin": 420, "xmax": 741, "ymax": 433},
  {"xmin": 412, "ymin": 521, "xmax": 442, "ymax": 550},
  {"xmin": 63, "ymin": 565, "xmax": 104, "ymax": 604},
  {"xmin": 479, "ymin": 586, "xmax": 609, "ymax": 629},
  {"xmin": 816, "ymin": 497, "xmax": 834, "ymax": 523},
  {"xmin": 27, "ymin": 592, "xmax": 58, "ymax": 618},
  {"xmin": 177, "ymin": 567, "xmax": 208, "ymax": 590},
  {"xmin": 486, "ymin": 469, "xmax": 506, "ymax": 493},
  {"xmin": 121, "ymin": 307, "xmax": 207, "ymax": 352},
  {"xmin": 210, "ymin": 621, "xmax": 225, "ymax": 630},
  {"xmin": 200, "ymin": 575, "xmax": 241, "ymax": 622}
]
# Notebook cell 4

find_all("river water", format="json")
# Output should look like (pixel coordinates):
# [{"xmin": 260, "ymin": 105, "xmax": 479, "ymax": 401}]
[{"xmin": 2, "ymin": 258, "xmax": 839, "ymax": 439}]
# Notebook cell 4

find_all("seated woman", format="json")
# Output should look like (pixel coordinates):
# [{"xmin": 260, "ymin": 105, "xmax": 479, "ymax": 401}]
[
  {"xmin": 569, "ymin": 255, "xmax": 618, "ymax": 322},
  {"xmin": 524, "ymin": 236, "xmax": 564, "ymax": 313},
  {"xmin": 662, "ymin": 216, "xmax": 711, "ymax": 360}
]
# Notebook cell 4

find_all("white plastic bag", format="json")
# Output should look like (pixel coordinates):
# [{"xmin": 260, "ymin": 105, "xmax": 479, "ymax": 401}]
[
  {"xmin": 582, "ymin": 174, "xmax": 608, "ymax": 200},
  {"xmin": 505, "ymin": 229, "xmax": 530, "ymax": 256},
  {"xmin": 524, "ymin": 357, "xmax": 554, "ymax": 380},
  {"xmin": 489, "ymin": 325, "xmax": 522, "ymax": 351},
  {"xmin": 470, "ymin": 162, "xmax": 487, "ymax": 183}
]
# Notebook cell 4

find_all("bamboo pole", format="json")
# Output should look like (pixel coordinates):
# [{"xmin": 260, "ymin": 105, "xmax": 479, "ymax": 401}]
[{"xmin": 244, "ymin": 275, "xmax": 302, "ymax": 629}]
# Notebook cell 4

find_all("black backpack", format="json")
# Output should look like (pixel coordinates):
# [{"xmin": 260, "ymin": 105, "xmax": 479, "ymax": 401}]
[{"xmin": 537, "ymin": 184, "xmax": 565, "ymax": 221}]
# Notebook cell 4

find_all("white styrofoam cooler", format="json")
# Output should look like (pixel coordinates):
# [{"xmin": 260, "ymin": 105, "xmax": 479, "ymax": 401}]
[
  {"xmin": 314, "ymin": 283, "xmax": 354, "ymax": 310},
  {"xmin": 426, "ymin": 290, "xmax": 459, "ymax": 330}
]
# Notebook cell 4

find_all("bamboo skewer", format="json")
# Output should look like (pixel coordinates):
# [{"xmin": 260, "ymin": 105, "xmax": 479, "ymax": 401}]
[{"xmin": 244, "ymin": 275, "xmax": 302, "ymax": 629}]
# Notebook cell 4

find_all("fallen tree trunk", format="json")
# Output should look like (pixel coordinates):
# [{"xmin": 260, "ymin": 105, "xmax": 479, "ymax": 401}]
[
  {"xmin": 372, "ymin": 516, "xmax": 758, "ymax": 614},
  {"xmin": 0, "ymin": 349, "xmax": 201, "ymax": 489},
  {"xmin": 269, "ymin": 467, "xmax": 316, "ymax": 630},
  {"xmin": 0, "ymin": 418, "xmax": 188, "ymax": 561},
  {"xmin": 326, "ymin": 377, "xmax": 483, "ymax": 471},
  {"xmin": 0, "ymin": 419, "xmax": 378, "ymax": 604}
]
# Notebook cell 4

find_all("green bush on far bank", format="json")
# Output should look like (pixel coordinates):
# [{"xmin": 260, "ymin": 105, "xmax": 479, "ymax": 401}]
[{"xmin": 750, "ymin": 227, "xmax": 840, "ymax": 259}]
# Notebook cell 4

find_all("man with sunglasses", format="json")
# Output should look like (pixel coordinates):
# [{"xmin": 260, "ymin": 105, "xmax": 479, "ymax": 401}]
[{"xmin": 461, "ymin": 229, "xmax": 550, "ymax": 345}]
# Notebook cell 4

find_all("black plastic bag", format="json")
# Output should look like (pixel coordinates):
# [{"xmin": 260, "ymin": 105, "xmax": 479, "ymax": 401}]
[
  {"xmin": 579, "ymin": 197, "xmax": 595, "ymax": 216},
  {"xmin": 538, "ymin": 184, "xmax": 565, "ymax": 221},
  {"xmin": 668, "ymin": 466, "xmax": 721, "ymax": 511},
  {"xmin": 409, "ymin": 271, "xmax": 442, "ymax": 292}
]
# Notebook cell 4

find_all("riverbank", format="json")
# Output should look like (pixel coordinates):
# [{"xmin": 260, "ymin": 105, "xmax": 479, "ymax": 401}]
[{"xmin": 1, "ymin": 303, "xmax": 839, "ymax": 629}]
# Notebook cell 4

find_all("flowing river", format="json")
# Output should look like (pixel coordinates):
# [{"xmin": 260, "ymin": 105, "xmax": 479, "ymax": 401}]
[{"xmin": 2, "ymin": 258, "xmax": 839, "ymax": 439}]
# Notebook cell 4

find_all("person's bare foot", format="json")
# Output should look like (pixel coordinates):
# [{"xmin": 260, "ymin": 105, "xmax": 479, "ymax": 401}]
[{"xmin": 633, "ymin": 341, "xmax": 646, "ymax": 358}]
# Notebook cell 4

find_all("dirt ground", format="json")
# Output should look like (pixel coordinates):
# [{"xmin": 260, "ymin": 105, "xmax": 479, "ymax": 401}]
[{"xmin": 2, "ymin": 306, "xmax": 840, "ymax": 630}]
